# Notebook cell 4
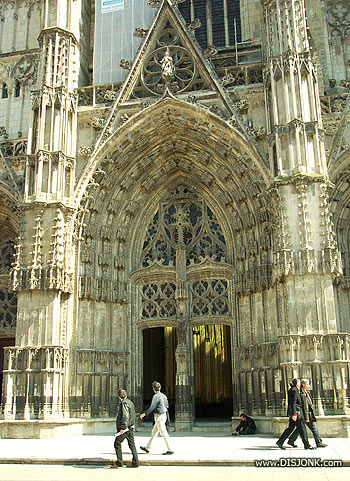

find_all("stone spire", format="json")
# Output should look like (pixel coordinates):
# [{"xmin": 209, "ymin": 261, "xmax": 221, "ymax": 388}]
[{"xmin": 264, "ymin": 0, "xmax": 326, "ymax": 176}]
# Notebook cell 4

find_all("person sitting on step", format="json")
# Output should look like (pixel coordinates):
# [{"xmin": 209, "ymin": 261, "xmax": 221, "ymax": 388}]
[{"xmin": 232, "ymin": 413, "xmax": 256, "ymax": 435}]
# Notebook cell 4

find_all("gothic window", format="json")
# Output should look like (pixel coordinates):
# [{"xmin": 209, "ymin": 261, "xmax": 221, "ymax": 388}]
[
  {"xmin": 0, "ymin": 289, "xmax": 17, "ymax": 330},
  {"xmin": 0, "ymin": 240, "xmax": 15, "ymax": 275},
  {"xmin": 191, "ymin": 280, "xmax": 229, "ymax": 317},
  {"xmin": 327, "ymin": 0, "xmax": 350, "ymax": 42},
  {"xmin": 141, "ymin": 283, "xmax": 177, "ymax": 319},
  {"xmin": 1, "ymin": 83, "xmax": 8, "ymax": 99},
  {"xmin": 140, "ymin": 185, "xmax": 230, "ymax": 321},
  {"xmin": 142, "ymin": 212, "xmax": 177, "ymax": 267},
  {"xmin": 14, "ymin": 82, "xmax": 21, "ymax": 98},
  {"xmin": 327, "ymin": 0, "xmax": 350, "ymax": 78},
  {"xmin": 178, "ymin": 0, "xmax": 241, "ymax": 49},
  {"xmin": 141, "ymin": 185, "xmax": 227, "ymax": 267}
]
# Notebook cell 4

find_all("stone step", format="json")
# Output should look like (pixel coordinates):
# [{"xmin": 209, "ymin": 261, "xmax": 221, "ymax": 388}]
[
  {"xmin": 136, "ymin": 420, "xmax": 232, "ymax": 433},
  {"xmin": 192, "ymin": 423, "xmax": 232, "ymax": 433}
]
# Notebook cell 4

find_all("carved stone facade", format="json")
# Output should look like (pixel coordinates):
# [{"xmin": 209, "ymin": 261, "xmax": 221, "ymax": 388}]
[{"xmin": 0, "ymin": 0, "xmax": 350, "ymax": 437}]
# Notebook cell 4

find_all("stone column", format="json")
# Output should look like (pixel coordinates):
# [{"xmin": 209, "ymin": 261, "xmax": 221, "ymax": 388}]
[
  {"xmin": 174, "ymin": 344, "xmax": 194, "ymax": 430},
  {"xmin": 174, "ymin": 243, "xmax": 194, "ymax": 430},
  {"xmin": 1, "ymin": 2, "xmax": 81, "ymax": 422}
]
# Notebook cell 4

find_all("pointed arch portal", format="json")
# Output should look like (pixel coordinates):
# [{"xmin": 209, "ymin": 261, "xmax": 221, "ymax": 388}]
[
  {"xmin": 75, "ymin": 97, "xmax": 271, "ymax": 429},
  {"xmin": 137, "ymin": 184, "xmax": 233, "ymax": 419}
]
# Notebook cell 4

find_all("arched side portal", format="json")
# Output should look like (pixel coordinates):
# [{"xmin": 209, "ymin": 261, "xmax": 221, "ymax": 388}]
[
  {"xmin": 0, "ymin": 188, "xmax": 19, "ymax": 405},
  {"xmin": 73, "ymin": 99, "xmax": 277, "ymax": 426}
]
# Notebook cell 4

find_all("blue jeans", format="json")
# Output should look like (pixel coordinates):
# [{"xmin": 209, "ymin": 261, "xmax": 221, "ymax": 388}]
[{"xmin": 289, "ymin": 421, "xmax": 322, "ymax": 445}]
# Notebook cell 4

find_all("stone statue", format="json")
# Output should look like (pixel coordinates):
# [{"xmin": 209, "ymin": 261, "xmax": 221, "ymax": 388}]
[
  {"xmin": 177, "ymin": 314, "xmax": 188, "ymax": 345},
  {"xmin": 161, "ymin": 48, "xmax": 175, "ymax": 84}
]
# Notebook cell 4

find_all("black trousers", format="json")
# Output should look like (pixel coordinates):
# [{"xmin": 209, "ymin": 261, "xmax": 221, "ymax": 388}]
[
  {"xmin": 277, "ymin": 416, "xmax": 310, "ymax": 448},
  {"xmin": 289, "ymin": 420, "xmax": 323, "ymax": 446},
  {"xmin": 114, "ymin": 429, "xmax": 139, "ymax": 466},
  {"xmin": 239, "ymin": 427, "xmax": 256, "ymax": 435}
]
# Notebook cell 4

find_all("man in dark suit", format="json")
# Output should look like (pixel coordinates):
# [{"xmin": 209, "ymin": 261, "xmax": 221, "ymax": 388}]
[
  {"xmin": 113, "ymin": 389, "xmax": 139, "ymax": 468},
  {"xmin": 232, "ymin": 413, "xmax": 256, "ymax": 435},
  {"xmin": 288, "ymin": 378, "xmax": 327, "ymax": 448},
  {"xmin": 276, "ymin": 378, "xmax": 314, "ymax": 450}
]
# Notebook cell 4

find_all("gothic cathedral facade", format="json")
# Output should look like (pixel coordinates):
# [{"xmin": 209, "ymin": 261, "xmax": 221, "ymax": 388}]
[{"xmin": 0, "ymin": 0, "xmax": 350, "ymax": 437}]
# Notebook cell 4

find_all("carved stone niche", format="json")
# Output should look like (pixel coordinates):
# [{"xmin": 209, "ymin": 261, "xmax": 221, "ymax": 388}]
[
  {"xmin": 326, "ymin": 333, "xmax": 350, "ymax": 362},
  {"xmin": 77, "ymin": 349, "xmax": 93, "ymax": 372},
  {"xmin": 249, "ymin": 344, "xmax": 263, "ymax": 364},
  {"xmin": 238, "ymin": 346, "xmax": 250, "ymax": 362},
  {"xmin": 111, "ymin": 351, "xmax": 129, "ymax": 373},
  {"xmin": 262, "ymin": 342, "xmax": 277, "ymax": 362},
  {"xmin": 94, "ymin": 350, "xmax": 110, "ymax": 371},
  {"xmin": 279, "ymin": 335, "xmax": 301, "ymax": 363},
  {"xmin": 305, "ymin": 334, "xmax": 323, "ymax": 362}
]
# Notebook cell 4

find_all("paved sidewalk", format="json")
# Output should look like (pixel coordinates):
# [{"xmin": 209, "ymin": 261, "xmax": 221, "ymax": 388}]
[{"xmin": 0, "ymin": 431, "xmax": 349, "ymax": 467}]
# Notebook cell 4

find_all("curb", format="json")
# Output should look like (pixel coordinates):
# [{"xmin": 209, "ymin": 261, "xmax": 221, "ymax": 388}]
[{"xmin": 0, "ymin": 458, "xmax": 254, "ymax": 466}]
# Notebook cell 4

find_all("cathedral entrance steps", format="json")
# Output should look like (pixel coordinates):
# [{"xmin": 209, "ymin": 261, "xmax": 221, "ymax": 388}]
[
  {"xmin": 192, "ymin": 419, "xmax": 232, "ymax": 434},
  {"xmin": 136, "ymin": 419, "xmax": 233, "ymax": 433}
]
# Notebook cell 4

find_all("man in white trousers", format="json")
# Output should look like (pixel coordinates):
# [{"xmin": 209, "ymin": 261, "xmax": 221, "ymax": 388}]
[{"xmin": 139, "ymin": 380, "xmax": 174, "ymax": 455}]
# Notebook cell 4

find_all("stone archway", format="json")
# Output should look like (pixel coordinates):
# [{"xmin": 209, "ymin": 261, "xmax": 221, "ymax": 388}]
[
  {"xmin": 0, "ymin": 196, "xmax": 18, "ymax": 406},
  {"xmin": 74, "ymin": 98, "xmax": 272, "ymax": 426},
  {"xmin": 131, "ymin": 183, "xmax": 234, "ymax": 426}
]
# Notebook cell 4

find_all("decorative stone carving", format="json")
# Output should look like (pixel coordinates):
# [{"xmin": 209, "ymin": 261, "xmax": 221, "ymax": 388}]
[
  {"xmin": 204, "ymin": 45, "xmax": 218, "ymax": 58},
  {"xmin": 340, "ymin": 80, "xmax": 350, "ymax": 90},
  {"xmin": 120, "ymin": 59, "xmax": 132, "ymax": 70},
  {"xmin": 188, "ymin": 18, "xmax": 201, "ymax": 32},
  {"xmin": 148, "ymin": 0, "xmax": 161, "ymax": 7},
  {"xmin": 250, "ymin": 125, "xmax": 266, "ymax": 139},
  {"xmin": 89, "ymin": 117, "xmax": 105, "ymax": 130},
  {"xmin": 79, "ymin": 146, "xmax": 92, "ymax": 156},
  {"xmin": 12, "ymin": 56, "xmax": 38, "ymax": 86},
  {"xmin": 327, "ymin": 1, "xmax": 350, "ymax": 42},
  {"xmin": 134, "ymin": 28, "xmax": 148, "ymax": 38}
]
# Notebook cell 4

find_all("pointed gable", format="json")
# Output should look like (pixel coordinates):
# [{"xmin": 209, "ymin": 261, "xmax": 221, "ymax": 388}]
[
  {"xmin": 92, "ymin": 0, "xmax": 264, "ymax": 162},
  {"xmin": 119, "ymin": 0, "xmax": 219, "ymax": 102}
]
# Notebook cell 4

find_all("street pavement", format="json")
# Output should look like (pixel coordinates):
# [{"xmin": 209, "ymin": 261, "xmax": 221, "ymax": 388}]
[{"xmin": 0, "ymin": 430, "xmax": 349, "ymax": 468}]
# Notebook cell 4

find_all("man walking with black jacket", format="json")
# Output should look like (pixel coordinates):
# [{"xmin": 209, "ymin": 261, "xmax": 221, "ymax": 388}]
[
  {"xmin": 113, "ymin": 389, "xmax": 139, "ymax": 468},
  {"xmin": 276, "ymin": 378, "xmax": 314, "ymax": 450},
  {"xmin": 288, "ymin": 378, "xmax": 327, "ymax": 448}
]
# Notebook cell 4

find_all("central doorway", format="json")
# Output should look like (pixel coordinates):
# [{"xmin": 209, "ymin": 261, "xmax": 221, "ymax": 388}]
[
  {"xmin": 193, "ymin": 324, "xmax": 233, "ymax": 418},
  {"xmin": 143, "ymin": 327, "xmax": 177, "ymax": 417}
]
